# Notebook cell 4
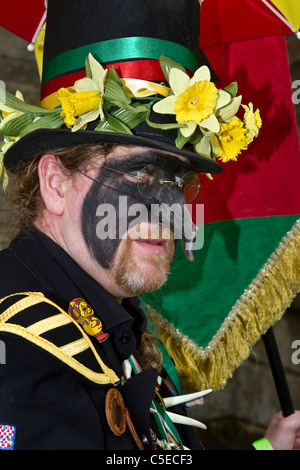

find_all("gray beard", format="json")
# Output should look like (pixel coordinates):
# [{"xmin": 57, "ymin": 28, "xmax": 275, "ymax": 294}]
[{"xmin": 112, "ymin": 238, "xmax": 174, "ymax": 296}]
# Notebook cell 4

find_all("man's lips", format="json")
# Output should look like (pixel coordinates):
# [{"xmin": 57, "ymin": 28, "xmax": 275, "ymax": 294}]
[
  {"xmin": 136, "ymin": 239, "xmax": 166, "ymax": 245},
  {"xmin": 134, "ymin": 238, "xmax": 168, "ymax": 253}
]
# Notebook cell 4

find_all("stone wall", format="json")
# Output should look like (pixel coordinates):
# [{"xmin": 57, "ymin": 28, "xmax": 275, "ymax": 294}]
[
  {"xmin": 0, "ymin": 26, "xmax": 299, "ymax": 447},
  {"xmin": 0, "ymin": 28, "xmax": 40, "ymax": 250}
]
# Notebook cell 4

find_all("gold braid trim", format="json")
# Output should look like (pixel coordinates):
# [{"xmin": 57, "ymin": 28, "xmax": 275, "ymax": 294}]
[
  {"xmin": 144, "ymin": 219, "xmax": 300, "ymax": 391},
  {"xmin": 0, "ymin": 292, "xmax": 119, "ymax": 385}
]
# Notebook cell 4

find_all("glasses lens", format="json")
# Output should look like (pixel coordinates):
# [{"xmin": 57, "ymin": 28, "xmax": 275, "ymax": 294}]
[
  {"xmin": 137, "ymin": 164, "xmax": 164, "ymax": 198},
  {"xmin": 181, "ymin": 171, "xmax": 201, "ymax": 202}
]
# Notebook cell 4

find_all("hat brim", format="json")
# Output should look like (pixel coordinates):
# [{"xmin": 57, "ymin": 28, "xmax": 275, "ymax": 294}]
[{"xmin": 4, "ymin": 128, "xmax": 223, "ymax": 174}]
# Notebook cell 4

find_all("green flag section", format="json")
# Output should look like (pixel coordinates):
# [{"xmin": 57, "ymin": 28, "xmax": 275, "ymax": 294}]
[
  {"xmin": 141, "ymin": 35, "xmax": 300, "ymax": 391},
  {"xmin": 142, "ymin": 215, "xmax": 300, "ymax": 390}
]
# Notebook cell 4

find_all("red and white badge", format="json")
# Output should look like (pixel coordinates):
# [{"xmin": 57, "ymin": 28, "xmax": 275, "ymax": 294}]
[{"xmin": 0, "ymin": 424, "xmax": 17, "ymax": 450}]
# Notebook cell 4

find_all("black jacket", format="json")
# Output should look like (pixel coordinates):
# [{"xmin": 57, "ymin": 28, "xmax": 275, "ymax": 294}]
[{"xmin": 0, "ymin": 228, "xmax": 203, "ymax": 450}]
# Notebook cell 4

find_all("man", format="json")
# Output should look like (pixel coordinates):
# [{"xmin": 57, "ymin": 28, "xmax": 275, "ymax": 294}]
[
  {"xmin": 0, "ymin": 0, "xmax": 299, "ymax": 451},
  {"xmin": 0, "ymin": 142, "xmax": 210, "ymax": 450}
]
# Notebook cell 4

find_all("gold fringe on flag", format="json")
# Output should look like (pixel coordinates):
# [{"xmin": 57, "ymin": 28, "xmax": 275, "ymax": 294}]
[{"xmin": 143, "ymin": 218, "xmax": 300, "ymax": 391}]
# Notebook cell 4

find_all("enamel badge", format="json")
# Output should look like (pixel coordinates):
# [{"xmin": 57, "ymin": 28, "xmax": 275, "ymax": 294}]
[
  {"xmin": 68, "ymin": 298, "xmax": 109, "ymax": 343},
  {"xmin": 0, "ymin": 424, "xmax": 17, "ymax": 450}
]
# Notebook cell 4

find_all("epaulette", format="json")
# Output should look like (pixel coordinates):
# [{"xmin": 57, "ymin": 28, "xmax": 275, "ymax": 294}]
[{"xmin": 0, "ymin": 292, "xmax": 119, "ymax": 385}]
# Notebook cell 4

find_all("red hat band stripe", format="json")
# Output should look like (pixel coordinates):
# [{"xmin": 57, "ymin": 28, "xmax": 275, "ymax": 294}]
[{"xmin": 40, "ymin": 59, "xmax": 167, "ymax": 103}]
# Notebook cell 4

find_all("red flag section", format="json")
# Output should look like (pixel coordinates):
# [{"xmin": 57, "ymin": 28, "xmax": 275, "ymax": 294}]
[
  {"xmin": 199, "ymin": 0, "xmax": 297, "ymax": 48},
  {"xmin": 0, "ymin": 0, "xmax": 46, "ymax": 44},
  {"xmin": 199, "ymin": 35, "xmax": 300, "ymax": 223}
]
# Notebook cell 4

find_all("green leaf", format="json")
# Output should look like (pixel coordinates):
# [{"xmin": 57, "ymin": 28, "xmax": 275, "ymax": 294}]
[
  {"xmin": 0, "ymin": 113, "xmax": 34, "ymax": 137},
  {"xmin": 127, "ymin": 101, "xmax": 149, "ymax": 113},
  {"xmin": 3, "ymin": 90, "xmax": 61, "ymax": 115},
  {"xmin": 146, "ymin": 117, "xmax": 183, "ymax": 131},
  {"xmin": 104, "ymin": 78, "xmax": 131, "ymax": 106},
  {"xmin": 223, "ymin": 82, "xmax": 238, "ymax": 98},
  {"xmin": 85, "ymin": 55, "xmax": 93, "ymax": 79},
  {"xmin": 19, "ymin": 112, "xmax": 64, "ymax": 138},
  {"xmin": 111, "ymin": 105, "xmax": 148, "ymax": 129},
  {"xmin": 159, "ymin": 56, "xmax": 186, "ymax": 82},
  {"xmin": 189, "ymin": 127, "xmax": 203, "ymax": 145},
  {"xmin": 175, "ymin": 129, "xmax": 190, "ymax": 149},
  {"xmin": 95, "ymin": 112, "xmax": 133, "ymax": 134},
  {"xmin": 106, "ymin": 67, "xmax": 124, "ymax": 86}
]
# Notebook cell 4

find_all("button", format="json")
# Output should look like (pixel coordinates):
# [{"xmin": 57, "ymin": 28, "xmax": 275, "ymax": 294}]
[{"xmin": 120, "ymin": 334, "xmax": 130, "ymax": 344}]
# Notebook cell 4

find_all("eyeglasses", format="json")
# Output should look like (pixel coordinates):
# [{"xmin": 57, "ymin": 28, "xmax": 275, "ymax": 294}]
[{"xmin": 101, "ymin": 164, "xmax": 201, "ymax": 203}]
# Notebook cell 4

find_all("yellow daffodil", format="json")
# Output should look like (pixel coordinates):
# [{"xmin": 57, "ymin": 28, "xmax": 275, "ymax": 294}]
[
  {"xmin": 174, "ymin": 80, "xmax": 218, "ymax": 123},
  {"xmin": 210, "ymin": 118, "xmax": 251, "ymax": 162},
  {"xmin": 58, "ymin": 53, "xmax": 107, "ymax": 131},
  {"xmin": 242, "ymin": 102, "xmax": 262, "ymax": 140},
  {"xmin": 153, "ymin": 65, "xmax": 231, "ymax": 137},
  {"xmin": 58, "ymin": 88, "xmax": 101, "ymax": 128}
]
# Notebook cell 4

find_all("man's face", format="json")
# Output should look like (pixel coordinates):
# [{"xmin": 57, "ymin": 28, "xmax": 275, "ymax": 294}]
[{"xmin": 63, "ymin": 145, "xmax": 195, "ymax": 299}]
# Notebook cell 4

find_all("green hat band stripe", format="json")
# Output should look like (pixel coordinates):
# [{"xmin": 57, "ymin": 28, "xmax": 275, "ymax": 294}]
[{"xmin": 41, "ymin": 37, "xmax": 198, "ymax": 86}]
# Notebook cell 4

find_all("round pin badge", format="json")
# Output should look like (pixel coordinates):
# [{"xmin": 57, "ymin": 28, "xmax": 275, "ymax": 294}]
[
  {"xmin": 105, "ymin": 388, "xmax": 126, "ymax": 436},
  {"xmin": 125, "ymin": 408, "xmax": 145, "ymax": 450}
]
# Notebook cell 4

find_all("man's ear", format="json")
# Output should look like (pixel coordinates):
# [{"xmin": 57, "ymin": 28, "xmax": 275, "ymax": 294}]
[{"xmin": 38, "ymin": 154, "xmax": 67, "ymax": 216}]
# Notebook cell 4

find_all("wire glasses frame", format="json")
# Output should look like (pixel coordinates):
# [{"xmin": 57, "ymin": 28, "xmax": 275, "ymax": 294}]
[{"xmin": 100, "ymin": 164, "xmax": 201, "ymax": 203}]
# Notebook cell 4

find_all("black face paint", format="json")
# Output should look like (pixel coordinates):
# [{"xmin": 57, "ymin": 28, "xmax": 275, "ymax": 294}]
[
  {"xmin": 81, "ymin": 150, "xmax": 198, "ymax": 269},
  {"xmin": 153, "ymin": 185, "xmax": 198, "ymax": 262}
]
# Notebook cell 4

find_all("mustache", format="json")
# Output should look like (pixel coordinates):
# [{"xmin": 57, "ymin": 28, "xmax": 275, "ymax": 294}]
[{"xmin": 115, "ymin": 204, "xmax": 196, "ymax": 262}]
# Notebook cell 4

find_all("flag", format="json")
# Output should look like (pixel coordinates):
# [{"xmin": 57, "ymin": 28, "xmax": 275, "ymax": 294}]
[
  {"xmin": 199, "ymin": 0, "xmax": 300, "ymax": 49},
  {"xmin": 142, "ymin": 35, "xmax": 300, "ymax": 391},
  {"xmin": 0, "ymin": 0, "xmax": 46, "ymax": 44}
]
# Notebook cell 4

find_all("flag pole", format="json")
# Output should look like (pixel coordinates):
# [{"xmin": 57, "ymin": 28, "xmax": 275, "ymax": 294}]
[{"xmin": 263, "ymin": 327, "xmax": 294, "ymax": 417}]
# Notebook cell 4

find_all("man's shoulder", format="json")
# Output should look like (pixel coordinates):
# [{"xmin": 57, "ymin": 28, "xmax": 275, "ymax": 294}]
[
  {"xmin": 0, "ymin": 291, "xmax": 119, "ymax": 385},
  {"xmin": 0, "ymin": 243, "xmax": 44, "ymax": 296}
]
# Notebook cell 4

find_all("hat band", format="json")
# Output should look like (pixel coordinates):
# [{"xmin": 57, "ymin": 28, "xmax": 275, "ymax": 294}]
[
  {"xmin": 41, "ymin": 78, "xmax": 169, "ymax": 109},
  {"xmin": 40, "ymin": 59, "xmax": 170, "ymax": 105},
  {"xmin": 41, "ymin": 37, "xmax": 198, "ymax": 87}
]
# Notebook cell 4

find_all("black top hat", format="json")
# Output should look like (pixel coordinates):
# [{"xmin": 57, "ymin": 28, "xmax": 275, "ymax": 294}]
[{"xmin": 2, "ymin": 0, "xmax": 224, "ymax": 174}]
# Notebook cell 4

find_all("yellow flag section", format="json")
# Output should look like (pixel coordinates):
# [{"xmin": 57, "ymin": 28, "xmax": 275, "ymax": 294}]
[{"xmin": 269, "ymin": 0, "xmax": 300, "ymax": 33}]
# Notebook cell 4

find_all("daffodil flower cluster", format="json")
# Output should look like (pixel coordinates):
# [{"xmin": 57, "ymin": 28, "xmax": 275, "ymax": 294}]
[
  {"xmin": 153, "ymin": 57, "xmax": 262, "ymax": 164},
  {"xmin": 0, "ymin": 54, "xmax": 262, "ymax": 191}
]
